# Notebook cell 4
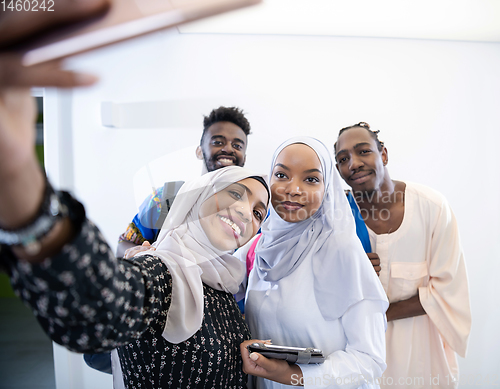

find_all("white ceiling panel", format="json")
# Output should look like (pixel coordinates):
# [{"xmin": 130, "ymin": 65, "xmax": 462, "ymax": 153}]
[{"xmin": 178, "ymin": 0, "xmax": 500, "ymax": 42}]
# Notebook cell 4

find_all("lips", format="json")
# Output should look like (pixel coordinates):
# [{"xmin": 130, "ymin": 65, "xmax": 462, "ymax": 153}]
[
  {"xmin": 215, "ymin": 154, "xmax": 236, "ymax": 166},
  {"xmin": 217, "ymin": 213, "xmax": 245, "ymax": 237},
  {"xmin": 349, "ymin": 170, "xmax": 373, "ymax": 183},
  {"xmin": 281, "ymin": 201, "xmax": 304, "ymax": 211}
]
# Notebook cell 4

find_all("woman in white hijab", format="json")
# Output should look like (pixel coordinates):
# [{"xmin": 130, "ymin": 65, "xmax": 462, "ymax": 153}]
[
  {"xmin": 238, "ymin": 137, "xmax": 389, "ymax": 389},
  {"xmin": 112, "ymin": 165, "xmax": 270, "ymax": 388}
]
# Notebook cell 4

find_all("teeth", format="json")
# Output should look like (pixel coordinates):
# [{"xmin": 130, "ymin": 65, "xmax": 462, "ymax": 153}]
[
  {"xmin": 218, "ymin": 215, "xmax": 241, "ymax": 235},
  {"xmin": 218, "ymin": 158, "xmax": 233, "ymax": 163}
]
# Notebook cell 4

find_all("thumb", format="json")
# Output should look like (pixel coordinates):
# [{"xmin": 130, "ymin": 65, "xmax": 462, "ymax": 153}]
[
  {"xmin": 249, "ymin": 352, "xmax": 275, "ymax": 371},
  {"xmin": 142, "ymin": 241, "xmax": 151, "ymax": 247}
]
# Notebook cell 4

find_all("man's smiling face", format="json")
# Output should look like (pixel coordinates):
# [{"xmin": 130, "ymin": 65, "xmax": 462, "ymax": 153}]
[
  {"xmin": 197, "ymin": 121, "xmax": 247, "ymax": 172},
  {"xmin": 335, "ymin": 126, "xmax": 388, "ymax": 196}
]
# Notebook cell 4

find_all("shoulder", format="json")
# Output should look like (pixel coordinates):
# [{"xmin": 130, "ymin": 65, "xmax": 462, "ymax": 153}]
[
  {"xmin": 404, "ymin": 181, "xmax": 449, "ymax": 209},
  {"xmin": 140, "ymin": 186, "xmax": 165, "ymax": 204},
  {"xmin": 137, "ymin": 186, "xmax": 165, "ymax": 216},
  {"xmin": 124, "ymin": 254, "xmax": 173, "ymax": 283},
  {"xmin": 150, "ymin": 185, "xmax": 165, "ymax": 202}
]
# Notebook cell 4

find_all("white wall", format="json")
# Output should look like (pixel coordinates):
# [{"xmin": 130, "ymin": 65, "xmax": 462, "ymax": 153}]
[{"xmin": 44, "ymin": 29, "xmax": 500, "ymax": 388}]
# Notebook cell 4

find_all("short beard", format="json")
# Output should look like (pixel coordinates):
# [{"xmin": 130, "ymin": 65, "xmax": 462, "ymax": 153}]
[
  {"xmin": 204, "ymin": 152, "xmax": 242, "ymax": 173},
  {"xmin": 203, "ymin": 152, "xmax": 216, "ymax": 173}
]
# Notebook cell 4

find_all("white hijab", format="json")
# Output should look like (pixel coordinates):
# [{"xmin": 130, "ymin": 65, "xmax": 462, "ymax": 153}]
[
  {"xmin": 143, "ymin": 166, "xmax": 267, "ymax": 343},
  {"xmin": 255, "ymin": 137, "xmax": 388, "ymax": 321}
]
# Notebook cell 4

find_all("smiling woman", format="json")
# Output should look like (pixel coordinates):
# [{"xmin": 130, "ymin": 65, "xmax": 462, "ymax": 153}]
[
  {"xmin": 238, "ymin": 137, "xmax": 388, "ymax": 388},
  {"xmin": 199, "ymin": 178, "xmax": 268, "ymax": 251},
  {"xmin": 2, "ymin": 165, "xmax": 270, "ymax": 389},
  {"xmin": 270, "ymin": 143, "xmax": 325, "ymax": 223}
]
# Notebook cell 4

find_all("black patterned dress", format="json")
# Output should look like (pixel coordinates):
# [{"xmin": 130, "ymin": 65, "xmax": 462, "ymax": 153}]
[{"xmin": 3, "ymin": 218, "xmax": 251, "ymax": 388}]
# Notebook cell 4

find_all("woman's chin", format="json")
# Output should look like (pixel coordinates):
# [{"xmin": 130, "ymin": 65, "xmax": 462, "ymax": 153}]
[
  {"xmin": 210, "ymin": 235, "xmax": 252, "ymax": 252},
  {"xmin": 208, "ymin": 238, "xmax": 239, "ymax": 252}
]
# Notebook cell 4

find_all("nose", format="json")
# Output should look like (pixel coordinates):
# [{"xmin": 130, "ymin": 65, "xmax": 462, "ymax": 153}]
[
  {"xmin": 348, "ymin": 154, "xmax": 364, "ymax": 171},
  {"xmin": 235, "ymin": 200, "xmax": 252, "ymax": 224},
  {"xmin": 221, "ymin": 142, "xmax": 235, "ymax": 154},
  {"xmin": 285, "ymin": 177, "xmax": 303, "ymax": 196}
]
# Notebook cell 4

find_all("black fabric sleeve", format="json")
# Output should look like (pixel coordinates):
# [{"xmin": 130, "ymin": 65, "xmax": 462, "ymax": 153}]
[{"xmin": 5, "ymin": 218, "xmax": 171, "ymax": 354}]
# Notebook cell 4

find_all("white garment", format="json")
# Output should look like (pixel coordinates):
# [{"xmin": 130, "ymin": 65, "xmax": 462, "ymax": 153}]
[
  {"xmin": 239, "ymin": 237, "xmax": 387, "ymax": 389},
  {"xmin": 370, "ymin": 182, "xmax": 471, "ymax": 389},
  {"xmin": 241, "ymin": 137, "xmax": 388, "ymax": 389},
  {"xmin": 111, "ymin": 349, "xmax": 126, "ymax": 389}
]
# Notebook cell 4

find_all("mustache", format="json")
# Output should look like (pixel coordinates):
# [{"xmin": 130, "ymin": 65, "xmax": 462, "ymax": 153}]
[
  {"xmin": 349, "ymin": 168, "xmax": 372, "ymax": 179},
  {"xmin": 213, "ymin": 151, "xmax": 236, "ymax": 159}
]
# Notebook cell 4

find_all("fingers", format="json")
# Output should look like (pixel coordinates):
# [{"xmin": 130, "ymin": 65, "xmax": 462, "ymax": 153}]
[
  {"xmin": 142, "ymin": 241, "xmax": 152, "ymax": 247},
  {"xmin": 123, "ymin": 244, "xmax": 154, "ymax": 259},
  {"xmin": 369, "ymin": 258, "xmax": 380, "ymax": 266},
  {"xmin": 240, "ymin": 340, "xmax": 260, "ymax": 375},
  {"xmin": 0, "ymin": 55, "xmax": 99, "ymax": 88},
  {"xmin": 372, "ymin": 260, "xmax": 382, "ymax": 277},
  {"xmin": 247, "ymin": 352, "xmax": 277, "ymax": 372},
  {"xmin": 123, "ymin": 248, "xmax": 134, "ymax": 259},
  {"xmin": 239, "ymin": 339, "xmax": 271, "ymax": 362},
  {"xmin": 371, "ymin": 260, "xmax": 381, "ymax": 276},
  {"xmin": 0, "ymin": 0, "xmax": 110, "ymax": 46},
  {"xmin": 0, "ymin": 0, "xmax": 108, "ymax": 89},
  {"xmin": 240, "ymin": 339, "xmax": 266, "ymax": 353},
  {"xmin": 367, "ymin": 253, "xmax": 381, "ymax": 276},
  {"xmin": 367, "ymin": 252, "xmax": 379, "ymax": 260}
]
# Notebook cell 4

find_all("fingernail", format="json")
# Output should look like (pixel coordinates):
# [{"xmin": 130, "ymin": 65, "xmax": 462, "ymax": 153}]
[{"xmin": 250, "ymin": 353, "xmax": 259, "ymax": 361}]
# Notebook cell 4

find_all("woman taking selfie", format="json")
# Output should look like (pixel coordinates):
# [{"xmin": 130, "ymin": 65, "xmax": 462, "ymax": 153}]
[{"xmin": 1, "ymin": 160, "xmax": 269, "ymax": 388}]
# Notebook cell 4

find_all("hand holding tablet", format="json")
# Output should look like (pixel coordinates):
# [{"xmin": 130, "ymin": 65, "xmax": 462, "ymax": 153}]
[{"xmin": 247, "ymin": 342, "xmax": 325, "ymax": 364}]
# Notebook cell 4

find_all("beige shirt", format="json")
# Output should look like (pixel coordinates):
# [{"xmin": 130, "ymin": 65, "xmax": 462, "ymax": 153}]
[{"xmin": 369, "ymin": 182, "xmax": 471, "ymax": 389}]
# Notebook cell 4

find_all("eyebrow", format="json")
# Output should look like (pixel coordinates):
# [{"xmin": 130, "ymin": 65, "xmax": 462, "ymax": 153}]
[
  {"xmin": 234, "ymin": 182, "xmax": 252, "ymax": 195},
  {"xmin": 211, "ymin": 135, "xmax": 246, "ymax": 144},
  {"xmin": 304, "ymin": 168, "xmax": 323, "ymax": 175},
  {"xmin": 335, "ymin": 142, "xmax": 372, "ymax": 157},
  {"xmin": 274, "ymin": 163, "xmax": 290, "ymax": 171},
  {"xmin": 274, "ymin": 163, "xmax": 322, "ymax": 175}
]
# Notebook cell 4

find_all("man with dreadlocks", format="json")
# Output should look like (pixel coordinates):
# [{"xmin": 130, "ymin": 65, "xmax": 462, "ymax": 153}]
[{"xmin": 334, "ymin": 122, "xmax": 471, "ymax": 389}]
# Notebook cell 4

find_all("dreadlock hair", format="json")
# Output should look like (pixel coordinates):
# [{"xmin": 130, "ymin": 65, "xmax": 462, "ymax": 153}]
[
  {"xmin": 200, "ymin": 106, "xmax": 251, "ymax": 145},
  {"xmin": 334, "ymin": 121, "xmax": 385, "ymax": 153}
]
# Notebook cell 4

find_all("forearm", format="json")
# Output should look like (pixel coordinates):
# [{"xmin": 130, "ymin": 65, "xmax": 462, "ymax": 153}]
[
  {"xmin": 5, "ymin": 218, "xmax": 170, "ymax": 353},
  {"xmin": 386, "ymin": 294, "xmax": 426, "ymax": 322},
  {"xmin": 116, "ymin": 239, "xmax": 138, "ymax": 258},
  {"xmin": 287, "ymin": 364, "xmax": 303, "ymax": 386},
  {"xmin": 0, "ymin": 149, "xmax": 44, "ymax": 229}
]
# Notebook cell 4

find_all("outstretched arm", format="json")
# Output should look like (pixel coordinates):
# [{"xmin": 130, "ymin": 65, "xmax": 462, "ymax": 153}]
[{"xmin": 3, "ymin": 216, "xmax": 172, "ymax": 353}]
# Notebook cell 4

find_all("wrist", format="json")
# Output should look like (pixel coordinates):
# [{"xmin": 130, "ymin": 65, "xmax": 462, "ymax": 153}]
[
  {"xmin": 285, "ymin": 364, "xmax": 303, "ymax": 386},
  {"xmin": 9, "ymin": 190, "xmax": 86, "ymax": 262},
  {"xmin": 0, "ymin": 157, "xmax": 44, "ymax": 228}
]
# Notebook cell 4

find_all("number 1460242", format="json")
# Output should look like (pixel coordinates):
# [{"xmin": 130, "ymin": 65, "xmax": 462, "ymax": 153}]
[{"xmin": 1, "ymin": 0, "xmax": 54, "ymax": 11}]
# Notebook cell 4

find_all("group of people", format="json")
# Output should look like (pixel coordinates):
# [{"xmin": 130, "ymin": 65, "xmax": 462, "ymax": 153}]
[{"xmin": 0, "ymin": 4, "xmax": 470, "ymax": 389}]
